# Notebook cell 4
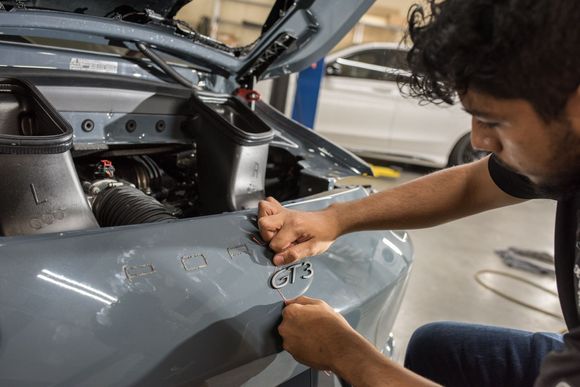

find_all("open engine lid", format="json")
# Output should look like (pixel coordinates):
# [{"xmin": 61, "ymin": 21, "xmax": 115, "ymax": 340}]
[
  {"xmin": 0, "ymin": 0, "xmax": 374, "ymax": 84},
  {"xmin": 0, "ymin": 0, "xmax": 191, "ymax": 19}
]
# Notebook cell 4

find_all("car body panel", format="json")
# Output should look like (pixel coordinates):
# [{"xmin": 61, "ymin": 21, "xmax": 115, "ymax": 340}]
[
  {"xmin": 0, "ymin": 187, "xmax": 412, "ymax": 386},
  {"xmin": 316, "ymin": 42, "xmax": 472, "ymax": 168},
  {"xmin": 0, "ymin": 41, "xmax": 207, "ymax": 88}
]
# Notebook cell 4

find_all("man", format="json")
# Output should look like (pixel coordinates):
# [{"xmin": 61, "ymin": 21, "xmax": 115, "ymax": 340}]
[{"xmin": 257, "ymin": 0, "xmax": 580, "ymax": 386}]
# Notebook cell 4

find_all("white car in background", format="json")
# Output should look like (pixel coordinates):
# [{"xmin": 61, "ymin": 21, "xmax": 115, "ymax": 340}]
[{"xmin": 315, "ymin": 42, "xmax": 487, "ymax": 168}]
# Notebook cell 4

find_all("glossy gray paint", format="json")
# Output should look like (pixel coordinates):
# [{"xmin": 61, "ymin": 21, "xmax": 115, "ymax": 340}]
[
  {"xmin": 0, "ymin": 0, "xmax": 375, "ymax": 81},
  {"xmin": 0, "ymin": 187, "xmax": 412, "ymax": 386},
  {"xmin": 0, "ymin": 42, "xmax": 206, "ymax": 87}
]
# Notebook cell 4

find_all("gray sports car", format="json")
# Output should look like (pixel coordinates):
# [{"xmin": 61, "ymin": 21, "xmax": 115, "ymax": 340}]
[{"xmin": 0, "ymin": 1, "xmax": 413, "ymax": 386}]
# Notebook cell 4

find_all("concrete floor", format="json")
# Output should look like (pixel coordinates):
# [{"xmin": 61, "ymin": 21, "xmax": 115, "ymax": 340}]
[{"xmin": 340, "ymin": 165, "xmax": 564, "ymax": 362}]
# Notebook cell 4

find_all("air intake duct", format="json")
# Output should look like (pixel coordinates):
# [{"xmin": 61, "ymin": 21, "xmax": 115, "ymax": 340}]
[
  {"xmin": 0, "ymin": 78, "xmax": 98, "ymax": 236},
  {"xmin": 92, "ymin": 185, "xmax": 176, "ymax": 227},
  {"xmin": 193, "ymin": 96, "xmax": 274, "ymax": 214}
]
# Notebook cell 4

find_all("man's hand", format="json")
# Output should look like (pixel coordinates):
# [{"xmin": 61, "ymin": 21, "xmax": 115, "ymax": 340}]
[
  {"xmin": 278, "ymin": 296, "xmax": 441, "ymax": 387},
  {"xmin": 258, "ymin": 197, "xmax": 342, "ymax": 265},
  {"xmin": 277, "ymin": 296, "xmax": 363, "ymax": 372}
]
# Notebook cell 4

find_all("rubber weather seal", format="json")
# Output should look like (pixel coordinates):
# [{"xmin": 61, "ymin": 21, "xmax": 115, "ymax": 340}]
[{"xmin": 0, "ymin": 79, "xmax": 73, "ymax": 155}]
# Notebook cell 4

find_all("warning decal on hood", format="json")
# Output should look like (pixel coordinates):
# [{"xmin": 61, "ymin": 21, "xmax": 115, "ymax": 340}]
[{"xmin": 70, "ymin": 58, "xmax": 118, "ymax": 74}]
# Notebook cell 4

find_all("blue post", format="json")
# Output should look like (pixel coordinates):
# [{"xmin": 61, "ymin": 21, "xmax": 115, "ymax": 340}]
[{"xmin": 291, "ymin": 58, "xmax": 325, "ymax": 129}]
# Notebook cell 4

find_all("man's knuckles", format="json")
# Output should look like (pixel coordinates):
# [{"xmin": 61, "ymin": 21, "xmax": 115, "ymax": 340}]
[
  {"xmin": 309, "ymin": 298, "xmax": 326, "ymax": 307},
  {"xmin": 277, "ymin": 322, "xmax": 287, "ymax": 336},
  {"xmin": 287, "ymin": 214, "xmax": 304, "ymax": 229},
  {"xmin": 258, "ymin": 200, "xmax": 282, "ymax": 216},
  {"xmin": 258, "ymin": 216, "xmax": 274, "ymax": 230},
  {"xmin": 258, "ymin": 200, "xmax": 271, "ymax": 212},
  {"xmin": 282, "ymin": 304, "xmax": 301, "ymax": 319},
  {"xmin": 266, "ymin": 196, "xmax": 281, "ymax": 205}
]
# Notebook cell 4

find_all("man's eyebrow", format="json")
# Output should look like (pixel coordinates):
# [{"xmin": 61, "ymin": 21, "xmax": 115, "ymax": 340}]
[{"xmin": 461, "ymin": 107, "xmax": 499, "ymax": 120}]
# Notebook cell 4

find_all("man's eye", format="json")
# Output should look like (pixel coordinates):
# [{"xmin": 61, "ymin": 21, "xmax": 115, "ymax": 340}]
[{"xmin": 477, "ymin": 120, "xmax": 500, "ymax": 129}]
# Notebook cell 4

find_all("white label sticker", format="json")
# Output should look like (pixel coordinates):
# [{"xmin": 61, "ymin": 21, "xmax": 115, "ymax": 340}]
[{"xmin": 69, "ymin": 58, "xmax": 118, "ymax": 74}]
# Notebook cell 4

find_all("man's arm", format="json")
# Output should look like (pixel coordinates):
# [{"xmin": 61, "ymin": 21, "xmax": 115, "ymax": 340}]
[
  {"xmin": 279, "ymin": 297, "xmax": 440, "ymax": 387},
  {"xmin": 259, "ymin": 156, "xmax": 523, "ymax": 265}
]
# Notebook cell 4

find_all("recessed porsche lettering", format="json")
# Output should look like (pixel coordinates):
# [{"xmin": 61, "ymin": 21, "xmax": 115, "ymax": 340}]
[
  {"xmin": 270, "ymin": 262, "xmax": 314, "ymax": 289},
  {"xmin": 181, "ymin": 254, "xmax": 208, "ymax": 272},
  {"xmin": 227, "ymin": 244, "xmax": 250, "ymax": 259},
  {"xmin": 124, "ymin": 264, "xmax": 155, "ymax": 281}
]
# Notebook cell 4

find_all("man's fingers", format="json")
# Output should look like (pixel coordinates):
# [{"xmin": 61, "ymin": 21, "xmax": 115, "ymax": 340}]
[
  {"xmin": 266, "ymin": 196, "xmax": 281, "ymax": 205},
  {"xmin": 258, "ymin": 198, "xmax": 282, "ymax": 218},
  {"xmin": 258, "ymin": 213, "xmax": 285, "ymax": 242},
  {"xmin": 272, "ymin": 240, "xmax": 315, "ymax": 266},
  {"xmin": 268, "ymin": 223, "xmax": 302, "ymax": 253},
  {"xmin": 285, "ymin": 296, "xmax": 322, "ymax": 306},
  {"xmin": 257, "ymin": 197, "xmax": 285, "ymax": 242}
]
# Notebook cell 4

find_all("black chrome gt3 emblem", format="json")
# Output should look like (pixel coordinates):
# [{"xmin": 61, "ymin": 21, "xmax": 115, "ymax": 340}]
[{"xmin": 270, "ymin": 261, "xmax": 313, "ymax": 289}]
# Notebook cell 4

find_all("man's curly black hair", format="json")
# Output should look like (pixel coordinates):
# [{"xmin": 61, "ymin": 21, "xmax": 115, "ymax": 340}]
[{"xmin": 404, "ymin": 0, "xmax": 580, "ymax": 121}]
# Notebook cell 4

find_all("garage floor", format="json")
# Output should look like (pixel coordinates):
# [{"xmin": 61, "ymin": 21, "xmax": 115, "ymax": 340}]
[{"xmin": 340, "ymin": 165, "xmax": 564, "ymax": 363}]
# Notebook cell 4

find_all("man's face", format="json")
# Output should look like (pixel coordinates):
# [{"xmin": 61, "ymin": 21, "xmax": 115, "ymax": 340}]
[{"xmin": 460, "ymin": 89, "xmax": 580, "ymax": 195}]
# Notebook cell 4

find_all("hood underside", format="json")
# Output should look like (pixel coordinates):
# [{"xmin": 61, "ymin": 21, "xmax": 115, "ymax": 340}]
[
  {"xmin": 0, "ymin": 0, "xmax": 374, "ymax": 83},
  {"xmin": 0, "ymin": 0, "xmax": 189, "ymax": 18}
]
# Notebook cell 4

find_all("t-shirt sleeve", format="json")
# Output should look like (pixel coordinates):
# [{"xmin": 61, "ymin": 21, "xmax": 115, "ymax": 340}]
[
  {"xmin": 535, "ymin": 327, "xmax": 580, "ymax": 387},
  {"xmin": 488, "ymin": 154, "xmax": 541, "ymax": 199}
]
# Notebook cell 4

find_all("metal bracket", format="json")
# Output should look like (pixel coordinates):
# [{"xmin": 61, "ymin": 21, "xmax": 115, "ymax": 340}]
[{"xmin": 237, "ymin": 33, "xmax": 296, "ymax": 86}]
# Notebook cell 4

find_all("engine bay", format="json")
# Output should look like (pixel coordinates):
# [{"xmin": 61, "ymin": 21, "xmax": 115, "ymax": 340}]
[
  {"xmin": 0, "ymin": 77, "xmax": 310, "ymax": 236},
  {"xmin": 73, "ymin": 143, "xmax": 301, "ymax": 226}
]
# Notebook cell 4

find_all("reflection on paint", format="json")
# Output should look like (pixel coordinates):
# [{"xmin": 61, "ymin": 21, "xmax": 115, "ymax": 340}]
[
  {"xmin": 390, "ymin": 231, "xmax": 409, "ymax": 243},
  {"xmin": 382, "ymin": 237, "xmax": 403, "ymax": 256},
  {"xmin": 37, "ymin": 269, "xmax": 118, "ymax": 305}
]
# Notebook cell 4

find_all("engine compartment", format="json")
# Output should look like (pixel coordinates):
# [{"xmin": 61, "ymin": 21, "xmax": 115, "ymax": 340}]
[
  {"xmin": 0, "ymin": 77, "xmax": 308, "ymax": 236},
  {"xmin": 73, "ymin": 144, "xmax": 301, "ymax": 226}
]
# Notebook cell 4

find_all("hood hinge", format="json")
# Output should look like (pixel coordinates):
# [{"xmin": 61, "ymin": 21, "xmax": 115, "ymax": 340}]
[{"xmin": 237, "ymin": 33, "xmax": 296, "ymax": 87}]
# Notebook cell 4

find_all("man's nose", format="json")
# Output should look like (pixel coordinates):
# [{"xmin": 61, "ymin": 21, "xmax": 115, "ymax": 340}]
[{"xmin": 470, "ymin": 120, "xmax": 501, "ymax": 153}]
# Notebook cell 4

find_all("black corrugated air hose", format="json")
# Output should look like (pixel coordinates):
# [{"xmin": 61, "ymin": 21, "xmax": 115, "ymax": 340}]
[{"xmin": 93, "ymin": 185, "xmax": 175, "ymax": 227}]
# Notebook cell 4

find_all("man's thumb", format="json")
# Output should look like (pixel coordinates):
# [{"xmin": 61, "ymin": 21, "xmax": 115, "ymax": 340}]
[{"xmin": 273, "ymin": 241, "xmax": 314, "ymax": 266}]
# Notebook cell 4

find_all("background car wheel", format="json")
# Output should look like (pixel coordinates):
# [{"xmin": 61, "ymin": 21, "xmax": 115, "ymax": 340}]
[{"xmin": 448, "ymin": 133, "xmax": 489, "ymax": 166}]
